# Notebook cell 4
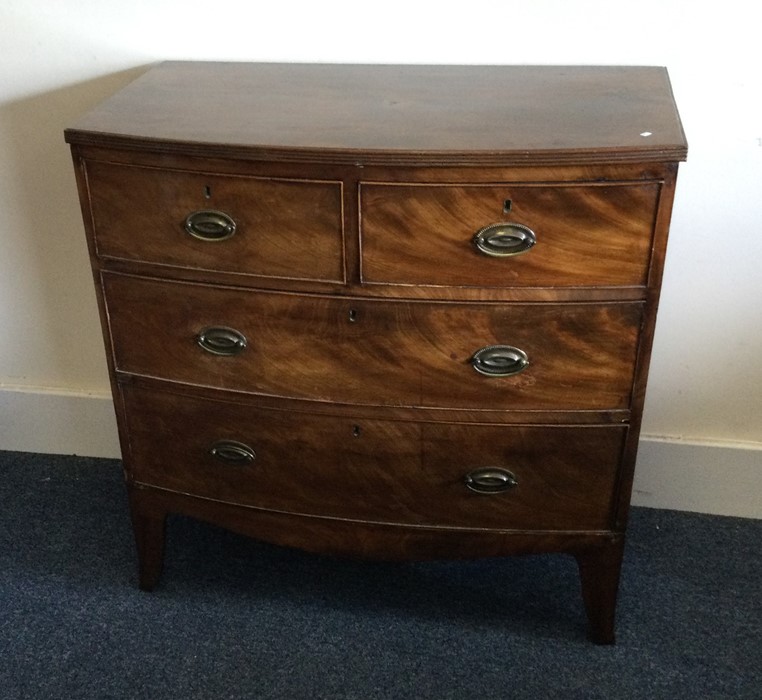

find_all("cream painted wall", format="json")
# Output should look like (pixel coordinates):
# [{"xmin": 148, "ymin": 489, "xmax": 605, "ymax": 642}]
[{"xmin": 0, "ymin": 1, "xmax": 760, "ymax": 452}]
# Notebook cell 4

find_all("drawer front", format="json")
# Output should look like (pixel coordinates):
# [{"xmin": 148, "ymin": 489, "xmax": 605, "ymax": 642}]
[
  {"xmin": 360, "ymin": 182, "xmax": 660, "ymax": 288},
  {"xmin": 104, "ymin": 273, "xmax": 642, "ymax": 411},
  {"xmin": 122, "ymin": 385, "xmax": 624, "ymax": 530},
  {"xmin": 85, "ymin": 160, "xmax": 345, "ymax": 283}
]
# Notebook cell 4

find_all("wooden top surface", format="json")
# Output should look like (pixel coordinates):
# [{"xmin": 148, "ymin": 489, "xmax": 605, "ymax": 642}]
[{"xmin": 65, "ymin": 62, "xmax": 687, "ymax": 166}]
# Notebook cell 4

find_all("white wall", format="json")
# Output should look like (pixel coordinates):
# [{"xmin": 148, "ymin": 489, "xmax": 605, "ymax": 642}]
[{"xmin": 1, "ymin": 1, "xmax": 760, "ymax": 516}]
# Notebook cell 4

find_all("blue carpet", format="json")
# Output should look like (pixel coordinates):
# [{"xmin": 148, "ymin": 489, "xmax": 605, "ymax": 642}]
[{"xmin": 0, "ymin": 450, "xmax": 760, "ymax": 699}]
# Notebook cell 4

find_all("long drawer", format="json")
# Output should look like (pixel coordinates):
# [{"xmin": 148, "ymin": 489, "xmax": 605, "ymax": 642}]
[
  {"xmin": 104, "ymin": 273, "xmax": 643, "ymax": 411},
  {"xmin": 122, "ymin": 384, "xmax": 625, "ymax": 531},
  {"xmin": 85, "ymin": 160, "xmax": 345, "ymax": 283},
  {"xmin": 360, "ymin": 181, "xmax": 660, "ymax": 288}
]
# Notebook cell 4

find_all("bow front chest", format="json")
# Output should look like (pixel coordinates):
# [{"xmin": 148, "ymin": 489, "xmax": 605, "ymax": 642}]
[{"xmin": 65, "ymin": 62, "xmax": 686, "ymax": 643}]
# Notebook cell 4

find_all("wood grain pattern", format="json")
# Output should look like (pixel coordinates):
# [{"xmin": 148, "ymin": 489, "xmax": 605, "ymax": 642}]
[
  {"xmin": 65, "ymin": 62, "xmax": 686, "ymax": 643},
  {"xmin": 122, "ymin": 384, "xmax": 625, "ymax": 530},
  {"xmin": 360, "ymin": 181, "xmax": 659, "ymax": 288},
  {"xmin": 104, "ymin": 272, "xmax": 643, "ymax": 411},
  {"xmin": 86, "ymin": 159, "xmax": 344, "ymax": 283},
  {"xmin": 65, "ymin": 63, "xmax": 687, "ymax": 166}
]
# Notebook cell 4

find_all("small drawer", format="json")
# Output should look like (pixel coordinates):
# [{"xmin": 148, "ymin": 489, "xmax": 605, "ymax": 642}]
[
  {"xmin": 85, "ymin": 160, "xmax": 344, "ymax": 283},
  {"xmin": 104, "ymin": 273, "xmax": 642, "ymax": 411},
  {"xmin": 360, "ymin": 181, "xmax": 660, "ymax": 288},
  {"xmin": 122, "ymin": 385, "xmax": 625, "ymax": 531}
]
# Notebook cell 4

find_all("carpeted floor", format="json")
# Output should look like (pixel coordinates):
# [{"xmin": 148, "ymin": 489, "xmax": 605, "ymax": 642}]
[{"xmin": 0, "ymin": 450, "xmax": 759, "ymax": 699}]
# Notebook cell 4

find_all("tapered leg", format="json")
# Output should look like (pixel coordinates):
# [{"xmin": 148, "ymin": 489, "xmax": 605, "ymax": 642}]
[
  {"xmin": 574, "ymin": 538, "xmax": 625, "ymax": 645},
  {"xmin": 128, "ymin": 491, "xmax": 167, "ymax": 591}
]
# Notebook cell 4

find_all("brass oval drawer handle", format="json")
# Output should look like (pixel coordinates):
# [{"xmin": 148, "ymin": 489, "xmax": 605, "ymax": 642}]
[
  {"xmin": 209, "ymin": 440, "xmax": 256, "ymax": 464},
  {"xmin": 470, "ymin": 345, "xmax": 529, "ymax": 377},
  {"xmin": 465, "ymin": 468, "xmax": 518, "ymax": 494},
  {"xmin": 196, "ymin": 327, "xmax": 247, "ymax": 356},
  {"xmin": 473, "ymin": 222, "xmax": 536, "ymax": 257},
  {"xmin": 184, "ymin": 209, "xmax": 237, "ymax": 241}
]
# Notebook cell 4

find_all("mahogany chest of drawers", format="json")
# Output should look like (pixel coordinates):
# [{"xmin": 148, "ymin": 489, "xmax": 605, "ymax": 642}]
[{"xmin": 65, "ymin": 62, "xmax": 686, "ymax": 643}]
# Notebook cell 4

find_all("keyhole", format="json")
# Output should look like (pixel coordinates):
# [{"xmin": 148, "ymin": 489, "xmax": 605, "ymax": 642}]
[
  {"xmin": 204, "ymin": 185, "xmax": 212, "ymax": 199},
  {"xmin": 348, "ymin": 309, "xmax": 358, "ymax": 323},
  {"xmin": 503, "ymin": 199, "xmax": 512, "ymax": 214},
  {"xmin": 352, "ymin": 425, "xmax": 361, "ymax": 438}
]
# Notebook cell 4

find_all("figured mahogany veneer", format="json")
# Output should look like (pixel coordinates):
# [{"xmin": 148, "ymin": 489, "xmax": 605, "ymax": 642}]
[
  {"xmin": 65, "ymin": 62, "xmax": 686, "ymax": 644},
  {"xmin": 86, "ymin": 160, "xmax": 345, "ymax": 283},
  {"xmin": 103, "ymin": 273, "xmax": 643, "ymax": 411},
  {"xmin": 360, "ymin": 181, "xmax": 660, "ymax": 288}
]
